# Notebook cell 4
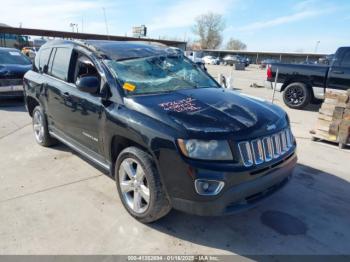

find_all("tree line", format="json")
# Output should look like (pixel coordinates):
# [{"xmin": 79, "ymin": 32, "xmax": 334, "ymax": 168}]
[{"xmin": 191, "ymin": 12, "xmax": 246, "ymax": 50}]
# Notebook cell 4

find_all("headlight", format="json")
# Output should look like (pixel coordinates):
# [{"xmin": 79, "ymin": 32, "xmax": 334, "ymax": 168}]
[{"xmin": 177, "ymin": 139, "xmax": 233, "ymax": 160}]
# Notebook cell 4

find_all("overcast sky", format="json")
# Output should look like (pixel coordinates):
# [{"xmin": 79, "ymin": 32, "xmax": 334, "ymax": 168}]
[{"xmin": 2, "ymin": 0, "xmax": 349, "ymax": 53}]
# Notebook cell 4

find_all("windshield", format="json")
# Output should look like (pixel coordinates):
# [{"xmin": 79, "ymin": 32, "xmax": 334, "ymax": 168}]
[
  {"xmin": 0, "ymin": 50, "xmax": 31, "ymax": 65},
  {"xmin": 106, "ymin": 55, "xmax": 219, "ymax": 95}
]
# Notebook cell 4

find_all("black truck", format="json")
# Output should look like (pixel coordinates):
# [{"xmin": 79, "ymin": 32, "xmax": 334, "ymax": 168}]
[
  {"xmin": 265, "ymin": 47, "xmax": 350, "ymax": 109},
  {"xmin": 23, "ymin": 40, "xmax": 297, "ymax": 223}
]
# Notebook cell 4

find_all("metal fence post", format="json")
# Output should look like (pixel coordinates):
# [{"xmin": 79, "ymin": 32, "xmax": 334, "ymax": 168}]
[{"xmin": 272, "ymin": 68, "xmax": 279, "ymax": 104}]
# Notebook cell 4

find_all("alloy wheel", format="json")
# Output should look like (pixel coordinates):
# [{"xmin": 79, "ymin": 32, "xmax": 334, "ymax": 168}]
[
  {"xmin": 33, "ymin": 110, "xmax": 44, "ymax": 143},
  {"xmin": 119, "ymin": 158, "xmax": 150, "ymax": 214},
  {"xmin": 285, "ymin": 86, "xmax": 305, "ymax": 106}
]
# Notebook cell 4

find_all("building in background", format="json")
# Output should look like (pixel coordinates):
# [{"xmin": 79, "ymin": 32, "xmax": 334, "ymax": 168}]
[
  {"xmin": 132, "ymin": 25, "xmax": 147, "ymax": 38},
  {"xmin": 0, "ymin": 23, "xmax": 29, "ymax": 49},
  {"xmin": 200, "ymin": 49, "xmax": 328, "ymax": 64}
]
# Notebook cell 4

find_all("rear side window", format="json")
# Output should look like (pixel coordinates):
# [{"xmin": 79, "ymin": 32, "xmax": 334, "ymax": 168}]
[
  {"xmin": 50, "ymin": 47, "xmax": 72, "ymax": 81},
  {"xmin": 340, "ymin": 51, "xmax": 350, "ymax": 67},
  {"xmin": 36, "ymin": 48, "xmax": 52, "ymax": 72}
]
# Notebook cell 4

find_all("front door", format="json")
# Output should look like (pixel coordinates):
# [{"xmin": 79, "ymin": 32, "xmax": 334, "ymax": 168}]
[{"xmin": 63, "ymin": 52, "xmax": 104, "ymax": 154}]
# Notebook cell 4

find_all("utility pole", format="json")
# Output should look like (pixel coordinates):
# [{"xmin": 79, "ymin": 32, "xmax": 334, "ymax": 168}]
[{"xmin": 102, "ymin": 7, "xmax": 110, "ymax": 39}]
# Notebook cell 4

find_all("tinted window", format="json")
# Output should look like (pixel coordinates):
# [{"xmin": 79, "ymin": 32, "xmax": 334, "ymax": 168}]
[
  {"xmin": 0, "ymin": 49, "xmax": 31, "ymax": 65},
  {"xmin": 36, "ymin": 48, "xmax": 52, "ymax": 71},
  {"xmin": 73, "ymin": 54, "xmax": 100, "ymax": 83},
  {"xmin": 341, "ymin": 51, "xmax": 350, "ymax": 67},
  {"xmin": 50, "ymin": 48, "xmax": 72, "ymax": 81}
]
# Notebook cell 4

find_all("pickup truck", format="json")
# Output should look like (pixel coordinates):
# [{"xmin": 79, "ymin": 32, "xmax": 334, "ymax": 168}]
[
  {"xmin": 23, "ymin": 40, "xmax": 297, "ymax": 223},
  {"xmin": 265, "ymin": 47, "xmax": 350, "ymax": 109}
]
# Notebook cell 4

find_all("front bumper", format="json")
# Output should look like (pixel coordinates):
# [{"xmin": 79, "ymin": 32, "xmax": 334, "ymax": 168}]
[
  {"xmin": 171, "ymin": 152, "xmax": 297, "ymax": 216},
  {"xmin": 0, "ymin": 78, "xmax": 23, "ymax": 97}
]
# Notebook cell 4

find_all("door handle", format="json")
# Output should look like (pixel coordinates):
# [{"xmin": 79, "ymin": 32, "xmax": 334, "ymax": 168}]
[{"xmin": 332, "ymin": 70, "xmax": 344, "ymax": 74}]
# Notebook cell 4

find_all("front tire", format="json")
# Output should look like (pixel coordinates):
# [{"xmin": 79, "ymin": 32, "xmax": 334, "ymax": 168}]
[
  {"xmin": 32, "ymin": 106, "xmax": 57, "ymax": 147},
  {"xmin": 115, "ymin": 147, "xmax": 171, "ymax": 223},
  {"xmin": 283, "ymin": 82, "xmax": 311, "ymax": 109}
]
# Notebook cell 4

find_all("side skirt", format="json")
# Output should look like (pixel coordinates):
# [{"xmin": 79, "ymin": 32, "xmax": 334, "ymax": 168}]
[{"xmin": 49, "ymin": 129, "xmax": 111, "ymax": 172}]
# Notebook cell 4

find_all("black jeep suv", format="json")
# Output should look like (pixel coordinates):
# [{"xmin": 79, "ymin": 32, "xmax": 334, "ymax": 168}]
[{"xmin": 23, "ymin": 40, "xmax": 297, "ymax": 223}]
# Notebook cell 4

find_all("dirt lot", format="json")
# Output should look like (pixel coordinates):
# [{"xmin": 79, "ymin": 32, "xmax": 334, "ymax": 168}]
[{"xmin": 0, "ymin": 65, "xmax": 349, "ymax": 255}]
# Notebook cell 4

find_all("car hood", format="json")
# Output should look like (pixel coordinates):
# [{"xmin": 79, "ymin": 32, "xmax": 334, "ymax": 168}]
[
  {"xmin": 0, "ymin": 64, "xmax": 32, "ymax": 78},
  {"xmin": 125, "ymin": 88, "xmax": 287, "ymax": 138}
]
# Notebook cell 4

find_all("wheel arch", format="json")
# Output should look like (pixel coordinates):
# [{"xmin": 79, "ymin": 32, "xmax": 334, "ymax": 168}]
[
  {"xmin": 26, "ymin": 95, "xmax": 40, "ymax": 117},
  {"xmin": 281, "ymin": 77, "xmax": 314, "ymax": 98},
  {"xmin": 109, "ymin": 135, "xmax": 156, "ymax": 178}
]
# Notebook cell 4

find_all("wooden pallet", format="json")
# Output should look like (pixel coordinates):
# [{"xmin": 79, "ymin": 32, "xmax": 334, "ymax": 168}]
[
  {"xmin": 310, "ymin": 129, "xmax": 349, "ymax": 149},
  {"xmin": 311, "ymin": 89, "xmax": 350, "ymax": 149}
]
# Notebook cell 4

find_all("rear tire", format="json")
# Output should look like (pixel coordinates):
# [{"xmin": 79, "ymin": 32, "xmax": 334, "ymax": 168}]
[
  {"xmin": 32, "ymin": 106, "xmax": 57, "ymax": 147},
  {"xmin": 115, "ymin": 147, "xmax": 171, "ymax": 223},
  {"xmin": 283, "ymin": 82, "xmax": 311, "ymax": 109}
]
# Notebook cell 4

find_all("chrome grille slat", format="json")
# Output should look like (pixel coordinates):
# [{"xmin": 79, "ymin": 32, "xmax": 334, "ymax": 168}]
[
  {"xmin": 251, "ymin": 139, "xmax": 264, "ymax": 164},
  {"xmin": 280, "ymin": 131, "xmax": 287, "ymax": 154},
  {"xmin": 239, "ymin": 128, "xmax": 293, "ymax": 167},
  {"xmin": 262, "ymin": 137, "xmax": 273, "ymax": 162},
  {"xmin": 272, "ymin": 133, "xmax": 281, "ymax": 158},
  {"xmin": 238, "ymin": 141, "xmax": 254, "ymax": 167}
]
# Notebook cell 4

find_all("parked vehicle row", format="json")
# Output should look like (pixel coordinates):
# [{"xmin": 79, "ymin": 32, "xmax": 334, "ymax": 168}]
[
  {"xmin": 222, "ymin": 55, "xmax": 250, "ymax": 67},
  {"xmin": 202, "ymin": 55, "xmax": 220, "ymax": 65},
  {"xmin": 265, "ymin": 47, "xmax": 350, "ymax": 109},
  {"xmin": 23, "ymin": 40, "xmax": 296, "ymax": 222}
]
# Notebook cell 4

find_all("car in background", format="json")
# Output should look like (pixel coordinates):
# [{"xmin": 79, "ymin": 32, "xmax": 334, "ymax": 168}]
[
  {"xmin": 318, "ymin": 54, "xmax": 334, "ymax": 65},
  {"xmin": 21, "ymin": 47, "xmax": 38, "ymax": 60},
  {"xmin": 300, "ymin": 60, "xmax": 317, "ymax": 65},
  {"xmin": 259, "ymin": 59, "xmax": 280, "ymax": 69},
  {"xmin": 184, "ymin": 50, "xmax": 203, "ymax": 64},
  {"xmin": 222, "ymin": 55, "xmax": 245, "ymax": 66},
  {"xmin": 202, "ymin": 55, "xmax": 220, "ymax": 65},
  {"xmin": 241, "ymin": 56, "xmax": 251, "ymax": 67},
  {"xmin": 0, "ymin": 47, "xmax": 32, "ymax": 98}
]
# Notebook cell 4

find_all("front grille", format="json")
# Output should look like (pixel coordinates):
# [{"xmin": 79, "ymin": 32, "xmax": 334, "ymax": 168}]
[
  {"xmin": 238, "ymin": 128, "xmax": 294, "ymax": 167},
  {"xmin": 0, "ymin": 78, "xmax": 23, "ymax": 87}
]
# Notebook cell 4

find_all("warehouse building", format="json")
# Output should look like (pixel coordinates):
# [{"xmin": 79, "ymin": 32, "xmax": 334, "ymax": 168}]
[{"xmin": 202, "ymin": 49, "xmax": 328, "ymax": 64}]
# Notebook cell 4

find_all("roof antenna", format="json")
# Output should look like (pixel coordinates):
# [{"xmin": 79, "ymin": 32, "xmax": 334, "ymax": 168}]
[{"xmin": 102, "ymin": 7, "xmax": 110, "ymax": 40}]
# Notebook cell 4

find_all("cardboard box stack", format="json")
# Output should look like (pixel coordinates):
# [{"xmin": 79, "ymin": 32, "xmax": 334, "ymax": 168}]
[{"xmin": 311, "ymin": 89, "xmax": 350, "ymax": 148}]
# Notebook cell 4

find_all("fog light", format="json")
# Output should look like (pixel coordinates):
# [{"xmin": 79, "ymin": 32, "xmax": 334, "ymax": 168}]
[{"xmin": 194, "ymin": 179, "xmax": 225, "ymax": 196}]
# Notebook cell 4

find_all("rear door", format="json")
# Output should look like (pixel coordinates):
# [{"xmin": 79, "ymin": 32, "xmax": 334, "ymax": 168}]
[{"xmin": 327, "ymin": 48, "xmax": 350, "ymax": 91}]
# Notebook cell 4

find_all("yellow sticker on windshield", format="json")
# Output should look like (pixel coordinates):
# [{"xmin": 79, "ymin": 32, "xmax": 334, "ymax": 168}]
[{"xmin": 123, "ymin": 82, "xmax": 136, "ymax": 92}]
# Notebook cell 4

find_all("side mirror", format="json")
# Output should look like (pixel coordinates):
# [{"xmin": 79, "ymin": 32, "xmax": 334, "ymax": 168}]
[{"xmin": 76, "ymin": 76, "xmax": 99, "ymax": 94}]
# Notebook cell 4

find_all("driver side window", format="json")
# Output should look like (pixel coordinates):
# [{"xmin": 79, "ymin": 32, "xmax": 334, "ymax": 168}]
[{"xmin": 73, "ymin": 54, "xmax": 100, "ymax": 84}]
